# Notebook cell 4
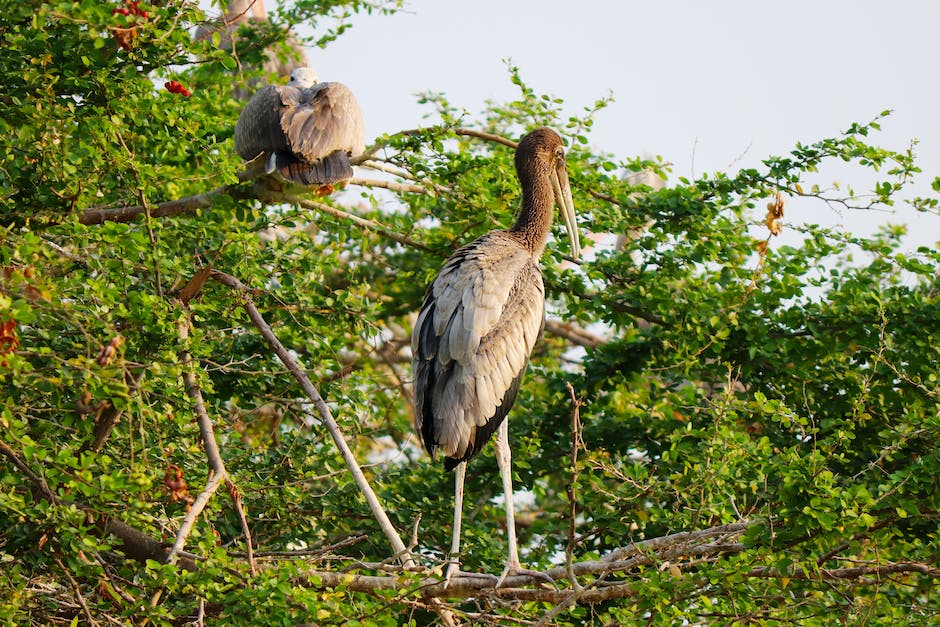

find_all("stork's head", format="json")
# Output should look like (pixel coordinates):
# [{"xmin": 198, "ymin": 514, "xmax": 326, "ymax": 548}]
[
  {"xmin": 516, "ymin": 128, "xmax": 581, "ymax": 260},
  {"xmin": 288, "ymin": 67, "xmax": 319, "ymax": 88}
]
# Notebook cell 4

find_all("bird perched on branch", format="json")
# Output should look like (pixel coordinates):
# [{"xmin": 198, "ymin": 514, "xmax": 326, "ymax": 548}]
[
  {"xmin": 412, "ymin": 127, "xmax": 581, "ymax": 587},
  {"xmin": 234, "ymin": 67, "xmax": 365, "ymax": 194}
]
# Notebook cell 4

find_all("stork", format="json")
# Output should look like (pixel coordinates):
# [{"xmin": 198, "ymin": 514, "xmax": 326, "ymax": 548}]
[
  {"xmin": 234, "ymin": 67, "xmax": 365, "ymax": 194},
  {"xmin": 411, "ymin": 127, "xmax": 580, "ymax": 586}
]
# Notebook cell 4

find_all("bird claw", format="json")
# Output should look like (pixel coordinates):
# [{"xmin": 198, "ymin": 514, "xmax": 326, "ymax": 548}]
[
  {"xmin": 442, "ymin": 558, "xmax": 460, "ymax": 589},
  {"xmin": 496, "ymin": 565, "xmax": 557, "ymax": 590},
  {"xmin": 314, "ymin": 184, "xmax": 335, "ymax": 196},
  {"xmin": 441, "ymin": 561, "xmax": 500, "ymax": 590}
]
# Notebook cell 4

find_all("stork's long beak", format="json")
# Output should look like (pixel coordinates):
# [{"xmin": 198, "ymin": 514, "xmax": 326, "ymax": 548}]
[{"xmin": 551, "ymin": 161, "xmax": 581, "ymax": 260}]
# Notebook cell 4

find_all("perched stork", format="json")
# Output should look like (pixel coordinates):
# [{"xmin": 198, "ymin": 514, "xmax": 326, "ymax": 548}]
[
  {"xmin": 234, "ymin": 67, "xmax": 365, "ymax": 194},
  {"xmin": 412, "ymin": 127, "xmax": 581, "ymax": 586}
]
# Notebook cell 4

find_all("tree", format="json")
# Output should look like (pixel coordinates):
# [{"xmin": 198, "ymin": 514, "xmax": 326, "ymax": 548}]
[{"xmin": 1, "ymin": 2, "xmax": 938, "ymax": 625}]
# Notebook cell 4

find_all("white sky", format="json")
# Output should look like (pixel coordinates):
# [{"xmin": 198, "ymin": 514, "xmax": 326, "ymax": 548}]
[{"xmin": 299, "ymin": 0, "xmax": 939, "ymax": 250}]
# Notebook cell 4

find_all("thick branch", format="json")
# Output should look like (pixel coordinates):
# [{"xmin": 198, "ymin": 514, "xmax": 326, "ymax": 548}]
[
  {"xmin": 293, "ymin": 521, "xmax": 752, "ymax": 601},
  {"xmin": 78, "ymin": 186, "xmax": 233, "ymax": 225}
]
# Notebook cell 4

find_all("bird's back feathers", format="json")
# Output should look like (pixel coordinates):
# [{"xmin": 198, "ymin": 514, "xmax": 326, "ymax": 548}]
[
  {"xmin": 412, "ymin": 231, "xmax": 545, "ymax": 468},
  {"xmin": 234, "ymin": 79, "xmax": 364, "ymax": 186}
]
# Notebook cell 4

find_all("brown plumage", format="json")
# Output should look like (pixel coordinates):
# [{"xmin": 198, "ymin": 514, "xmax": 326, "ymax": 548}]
[
  {"xmin": 234, "ymin": 67, "xmax": 365, "ymax": 188},
  {"xmin": 411, "ymin": 127, "xmax": 580, "ymax": 586}
]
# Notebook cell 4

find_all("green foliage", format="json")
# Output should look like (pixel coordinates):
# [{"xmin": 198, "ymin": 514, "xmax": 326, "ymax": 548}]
[{"xmin": 1, "ymin": 2, "xmax": 938, "ymax": 625}]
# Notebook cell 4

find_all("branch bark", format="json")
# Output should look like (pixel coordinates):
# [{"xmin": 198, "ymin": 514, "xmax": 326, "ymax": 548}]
[
  {"xmin": 210, "ymin": 270, "xmax": 415, "ymax": 568},
  {"xmin": 172, "ymin": 308, "xmax": 256, "ymax": 574}
]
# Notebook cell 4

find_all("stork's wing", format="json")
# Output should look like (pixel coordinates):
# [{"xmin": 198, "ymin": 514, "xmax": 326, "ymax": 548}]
[
  {"xmin": 233, "ymin": 85, "xmax": 294, "ymax": 161},
  {"xmin": 412, "ymin": 232, "xmax": 544, "ymax": 467},
  {"xmin": 281, "ymin": 82, "xmax": 366, "ymax": 161}
]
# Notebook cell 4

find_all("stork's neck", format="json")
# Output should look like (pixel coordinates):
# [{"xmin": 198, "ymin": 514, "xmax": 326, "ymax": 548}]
[{"xmin": 510, "ymin": 161, "xmax": 554, "ymax": 258}]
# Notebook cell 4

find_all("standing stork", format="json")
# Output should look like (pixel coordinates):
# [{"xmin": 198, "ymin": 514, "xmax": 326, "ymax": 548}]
[{"xmin": 412, "ymin": 127, "xmax": 581, "ymax": 586}]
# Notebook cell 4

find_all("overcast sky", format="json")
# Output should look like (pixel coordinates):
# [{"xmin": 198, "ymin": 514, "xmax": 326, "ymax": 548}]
[{"xmin": 299, "ymin": 0, "xmax": 939, "ymax": 249}]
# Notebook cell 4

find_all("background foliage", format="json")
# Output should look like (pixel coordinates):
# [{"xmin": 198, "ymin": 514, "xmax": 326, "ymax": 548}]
[{"xmin": 1, "ymin": 1, "xmax": 938, "ymax": 625}]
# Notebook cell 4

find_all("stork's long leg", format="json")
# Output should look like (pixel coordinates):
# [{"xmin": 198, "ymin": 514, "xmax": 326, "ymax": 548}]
[
  {"xmin": 495, "ymin": 420, "xmax": 521, "ymax": 573},
  {"xmin": 494, "ymin": 420, "xmax": 555, "ymax": 589},
  {"xmin": 443, "ymin": 461, "xmax": 466, "ymax": 588}
]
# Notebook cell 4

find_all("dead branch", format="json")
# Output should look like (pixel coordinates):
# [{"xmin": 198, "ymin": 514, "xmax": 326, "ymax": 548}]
[
  {"xmin": 210, "ymin": 270, "xmax": 415, "ymax": 568},
  {"xmin": 173, "ymin": 309, "xmax": 256, "ymax": 574},
  {"xmin": 288, "ymin": 195, "xmax": 434, "ymax": 253}
]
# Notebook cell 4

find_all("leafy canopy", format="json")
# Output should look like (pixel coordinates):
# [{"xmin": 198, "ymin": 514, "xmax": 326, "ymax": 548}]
[{"xmin": 1, "ymin": 1, "xmax": 938, "ymax": 625}]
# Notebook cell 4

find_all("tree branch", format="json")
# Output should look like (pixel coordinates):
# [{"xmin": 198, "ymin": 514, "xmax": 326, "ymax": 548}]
[
  {"xmin": 347, "ymin": 177, "xmax": 431, "ymax": 195},
  {"xmin": 545, "ymin": 319, "xmax": 605, "ymax": 349},
  {"xmin": 288, "ymin": 195, "xmax": 433, "ymax": 253},
  {"xmin": 748, "ymin": 562, "xmax": 940, "ymax": 581},
  {"xmin": 0, "ymin": 437, "xmax": 59, "ymax": 505},
  {"xmin": 77, "ymin": 186, "xmax": 235, "ymax": 226},
  {"xmin": 172, "ymin": 309, "xmax": 256, "ymax": 574},
  {"xmin": 210, "ymin": 270, "xmax": 415, "ymax": 568}
]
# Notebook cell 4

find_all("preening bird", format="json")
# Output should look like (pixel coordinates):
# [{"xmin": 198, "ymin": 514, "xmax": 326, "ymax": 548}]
[
  {"xmin": 411, "ymin": 127, "xmax": 581, "ymax": 586},
  {"xmin": 234, "ymin": 67, "xmax": 365, "ymax": 194}
]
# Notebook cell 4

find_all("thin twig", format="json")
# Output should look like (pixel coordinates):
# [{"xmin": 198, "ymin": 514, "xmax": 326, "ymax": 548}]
[
  {"xmin": 53, "ymin": 554, "xmax": 100, "ymax": 627},
  {"xmin": 0, "ymin": 438, "xmax": 60, "ymax": 505},
  {"xmin": 210, "ymin": 270, "xmax": 415, "ymax": 568},
  {"xmin": 233, "ymin": 534, "xmax": 368, "ymax": 559},
  {"xmin": 289, "ymin": 195, "xmax": 433, "ymax": 253},
  {"xmin": 533, "ymin": 383, "xmax": 587, "ymax": 627},
  {"xmin": 564, "ymin": 382, "xmax": 583, "ymax": 592},
  {"xmin": 226, "ymin": 479, "xmax": 256, "ymax": 575}
]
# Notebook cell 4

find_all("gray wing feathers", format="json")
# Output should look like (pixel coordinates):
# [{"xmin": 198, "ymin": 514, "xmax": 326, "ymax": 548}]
[
  {"xmin": 282, "ymin": 82, "xmax": 365, "ymax": 161},
  {"xmin": 234, "ymin": 85, "xmax": 292, "ymax": 161},
  {"xmin": 412, "ymin": 233, "xmax": 544, "ymax": 463},
  {"xmin": 234, "ymin": 82, "xmax": 365, "ymax": 178}
]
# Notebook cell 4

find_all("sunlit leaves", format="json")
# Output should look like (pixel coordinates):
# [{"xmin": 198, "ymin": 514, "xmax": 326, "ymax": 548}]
[{"xmin": 1, "ymin": 2, "xmax": 939, "ymax": 625}]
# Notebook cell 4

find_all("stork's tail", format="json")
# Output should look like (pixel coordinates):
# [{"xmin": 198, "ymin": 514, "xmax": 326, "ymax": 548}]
[{"xmin": 273, "ymin": 150, "xmax": 354, "ymax": 187}]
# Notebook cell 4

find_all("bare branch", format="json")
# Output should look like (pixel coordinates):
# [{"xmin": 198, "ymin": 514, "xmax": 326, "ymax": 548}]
[
  {"xmin": 172, "ymin": 309, "xmax": 255, "ymax": 574},
  {"xmin": 289, "ymin": 195, "xmax": 434, "ymax": 253},
  {"xmin": 347, "ymin": 177, "xmax": 431, "ymax": 195},
  {"xmin": 77, "ymin": 186, "xmax": 232, "ymax": 226},
  {"xmin": 210, "ymin": 270, "xmax": 415, "ymax": 568},
  {"xmin": 358, "ymin": 125, "xmax": 518, "ymax": 161},
  {"xmin": 453, "ymin": 128, "xmax": 517, "ymax": 149},
  {"xmin": 748, "ymin": 562, "xmax": 940, "ymax": 581},
  {"xmin": 53, "ymin": 554, "xmax": 100, "ymax": 627},
  {"xmin": 0, "ymin": 437, "xmax": 60, "ymax": 505}
]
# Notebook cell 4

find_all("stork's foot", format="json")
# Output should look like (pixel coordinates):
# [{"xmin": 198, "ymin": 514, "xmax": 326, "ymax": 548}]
[
  {"xmin": 441, "ymin": 564, "xmax": 499, "ymax": 590},
  {"xmin": 496, "ymin": 564, "xmax": 557, "ymax": 589},
  {"xmin": 442, "ymin": 558, "xmax": 460, "ymax": 589}
]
